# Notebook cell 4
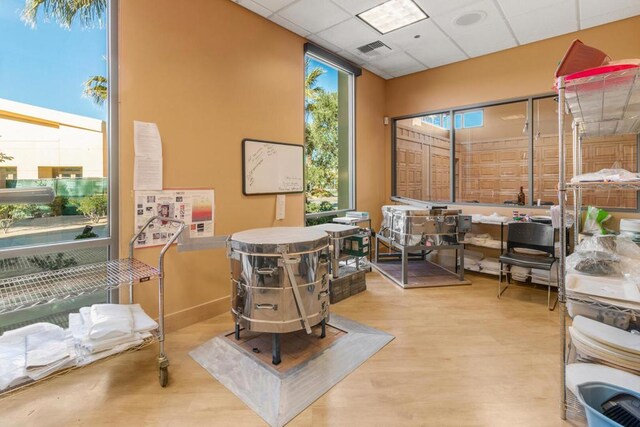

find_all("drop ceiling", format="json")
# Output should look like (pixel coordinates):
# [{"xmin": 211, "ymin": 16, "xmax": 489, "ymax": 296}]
[{"xmin": 232, "ymin": 0, "xmax": 640, "ymax": 79}]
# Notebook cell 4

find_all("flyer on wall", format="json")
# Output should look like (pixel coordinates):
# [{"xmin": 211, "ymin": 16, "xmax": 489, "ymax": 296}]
[{"xmin": 134, "ymin": 189, "xmax": 215, "ymax": 248}]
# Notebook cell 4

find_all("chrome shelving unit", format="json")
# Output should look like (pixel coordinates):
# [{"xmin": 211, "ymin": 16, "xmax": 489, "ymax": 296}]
[
  {"xmin": 557, "ymin": 67, "xmax": 640, "ymax": 420},
  {"xmin": 0, "ymin": 215, "xmax": 186, "ymax": 392}
]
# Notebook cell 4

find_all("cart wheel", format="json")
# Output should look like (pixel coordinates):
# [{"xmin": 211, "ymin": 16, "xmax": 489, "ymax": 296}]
[{"xmin": 159, "ymin": 367, "xmax": 169, "ymax": 387}]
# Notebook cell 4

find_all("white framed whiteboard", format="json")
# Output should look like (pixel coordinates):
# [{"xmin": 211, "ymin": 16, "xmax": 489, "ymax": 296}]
[{"xmin": 242, "ymin": 139, "xmax": 304, "ymax": 195}]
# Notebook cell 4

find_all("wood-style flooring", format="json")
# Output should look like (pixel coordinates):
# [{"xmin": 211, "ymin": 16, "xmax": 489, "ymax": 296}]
[{"xmin": 0, "ymin": 271, "xmax": 574, "ymax": 426}]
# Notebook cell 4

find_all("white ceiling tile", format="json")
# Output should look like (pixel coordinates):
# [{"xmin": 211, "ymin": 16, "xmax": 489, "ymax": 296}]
[
  {"xmin": 413, "ymin": 0, "xmax": 483, "ymax": 18},
  {"xmin": 269, "ymin": 14, "xmax": 311, "ymax": 36},
  {"xmin": 580, "ymin": 0, "xmax": 640, "ymax": 29},
  {"xmin": 506, "ymin": 0, "xmax": 577, "ymax": 45},
  {"xmin": 496, "ymin": 0, "xmax": 565, "ymax": 18},
  {"xmin": 431, "ymin": 0, "xmax": 517, "ymax": 57},
  {"xmin": 250, "ymin": 0, "xmax": 297, "ymax": 12},
  {"xmin": 361, "ymin": 63, "xmax": 387, "ymax": 76},
  {"xmin": 233, "ymin": 0, "xmax": 272, "ymax": 18},
  {"xmin": 336, "ymin": 50, "xmax": 367, "ymax": 65},
  {"xmin": 380, "ymin": 19, "xmax": 451, "ymax": 50},
  {"xmin": 388, "ymin": 63, "xmax": 427, "ymax": 77},
  {"xmin": 330, "ymin": 0, "xmax": 387, "ymax": 15},
  {"xmin": 367, "ymin": 51, "xmax": 424, "ymax": 73},
  {"xmin": 405, "ymin": 40, "xmax": 467, "ymax": 68},
  {"xmin": 306, "ymin": 34, "xmax": 343, "ymax": 54},
  {"xmin": 278, "ymin": 0, "xmax": 351, "ymax": 34},
  {"xmin": 316, "ymin": 18, "xmax": 380, "ymax": 50}
]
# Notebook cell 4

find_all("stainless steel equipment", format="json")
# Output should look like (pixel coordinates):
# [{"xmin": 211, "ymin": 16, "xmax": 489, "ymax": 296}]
[
  {"xmin": 390, "ymin": 207, "xmax": 464, "ymax": 246},
  {"xmin": 309, "ymin": 223, "xmax": 361, "ymax": 279},
  {"xmin": 228, "ymin": 227, "xmax": 330, "ymax": 364}
]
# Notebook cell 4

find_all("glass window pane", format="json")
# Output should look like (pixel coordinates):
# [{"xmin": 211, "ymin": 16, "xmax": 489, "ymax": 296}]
[
  {"xmin": 463, "ymin": 110, "xmax": 483, "ymax": 128},
  {"xmin": 454, "ymin": 113, "xmax": 463, "ymax": 129},
  {"xmin": 304, "ymin": 56, "xmax": 354, "ymax": 220},
  {"xmin": 0, "ymin": 247, "xmax": 109, "ymax": 333},
  {"xmin": 0, "ymin": 0, "xmax": 108, "ymax": 249},
  {"xmin": 533, "ymin": 97, "xmax": 638, "ymax": 209},
  {"xmin": 456, "ymin": 102, "xmax": 529, "ymax": 204},
  {"xmin": 394, "ymin": 114, "xmax": 451, "ymax": 202}
]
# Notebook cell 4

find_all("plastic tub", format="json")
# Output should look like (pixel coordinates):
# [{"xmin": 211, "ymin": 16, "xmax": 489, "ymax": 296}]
[{"xmin": 577, "ymin": 382, "xmax": 640, "ymax": 427}]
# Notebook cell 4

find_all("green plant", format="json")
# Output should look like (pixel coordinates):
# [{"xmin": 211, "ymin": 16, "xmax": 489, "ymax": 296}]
[
  {"xmin": 75, "ymin": 225, "xmax": 98, "ymax": 239},
  {"xmin": 0, "ymin": 205, "xmax": 28, "ymax": 233},
  {"xmin": 304, "ymin": 201, "xmax": 336, "ymax": 226},
  {"xmin": 27, "ymin": 253, "xmax": 78, "ymax": 270},
  {"xmin": 72, "ymin": 194, "xmax": 107, "ymax": 223},
  {"xmin": 49, "ymin": 196, "xmax": 69, "ymax": 216}
]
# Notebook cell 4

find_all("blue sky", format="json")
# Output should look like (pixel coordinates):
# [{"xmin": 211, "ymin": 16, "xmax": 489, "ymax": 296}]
[
  {"xmin": 0, "ymin": 0, "xmax": 107, "ymax": 120},
  {"xmin": 308, "ymin": 57, "xmax": 338, "ymax": 93}
]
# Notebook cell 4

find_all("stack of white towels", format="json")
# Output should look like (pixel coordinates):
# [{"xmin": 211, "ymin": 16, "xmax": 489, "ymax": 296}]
[
  {"xmin": 69, "ymin": 304, "xmax": 158, "ymax": 365},
  {"xmin": 569, "ymin": 315, "xmax": 640, "ymax": 375},
  {"xmin": 0, "ymin": 304, "xmax": 157, "ymax": 392},
  {"xmin": 531, "ymin": 263, "xmax": 559, "ymax": 287},
  {"xmin": 479, "ymin": 257, "xmax": 501, "ymax": 276},
  {"xmin": 463, "ymin": 251, "xmax": 482, "ymax": 272},
  {"xmin": 0, "ymin": 323, "xmax": 76, "ymax": 392},
  {"xmin": 510, "ymin": 266, "xmax": 531, "ymax": 282}
]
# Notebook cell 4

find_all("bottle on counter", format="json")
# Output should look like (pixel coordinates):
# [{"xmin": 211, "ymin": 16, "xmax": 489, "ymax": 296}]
[{"xmin": 517, "ymin": 186, "xmax": 525, "ymax": 205}]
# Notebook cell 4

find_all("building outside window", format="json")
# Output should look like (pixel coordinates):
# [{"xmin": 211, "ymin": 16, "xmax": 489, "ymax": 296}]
[{"xmin": 0, "ymin": 0, "xmax": 115, "ymax": 332}]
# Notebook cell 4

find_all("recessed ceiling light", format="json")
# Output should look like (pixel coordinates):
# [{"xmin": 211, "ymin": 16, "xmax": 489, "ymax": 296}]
[
  {"xmin": 357, "ymin": 0, "xmax": 429, "ymax": 35},
  {"xmin": 453, "ymin": 10, "xmax": 486, "ymax": 27}
]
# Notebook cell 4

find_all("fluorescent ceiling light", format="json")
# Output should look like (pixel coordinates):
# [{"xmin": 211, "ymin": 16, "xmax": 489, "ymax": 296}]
[{"xmin": 357, "ymin": 0, "xmax": 428, "ymax": 35}]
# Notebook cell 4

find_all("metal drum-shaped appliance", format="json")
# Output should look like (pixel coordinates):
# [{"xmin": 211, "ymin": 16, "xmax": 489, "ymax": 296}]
[
  {"xmin": 380, "ymin": 205, "xmax": 397, "ymax": 237},
  {"xmin": 228, "ymin": 227, "xmax": 330, "ymax": 335},
  {"xmin": 390, "ymin": 208, "xmax": 461, "ymax": 246}
]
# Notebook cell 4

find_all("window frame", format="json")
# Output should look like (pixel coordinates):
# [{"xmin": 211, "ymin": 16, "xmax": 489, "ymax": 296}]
[
  {"xmin": 0, "ymin": 0, "xmax": 119, "ymax": 259},
  {"xmin": 391, "ymin": 93, "xmax": 640, "ymax": 212},
  {"xmin": 303, "ymin": 50, "xmax": 356, "ymax": 219}
]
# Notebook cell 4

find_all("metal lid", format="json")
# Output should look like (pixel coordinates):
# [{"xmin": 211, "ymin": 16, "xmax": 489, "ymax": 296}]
[
  {"xmin": 392, "ymin": 208, "xmax": 460, "ymax": 217},
  {"xmin": 309, "ymin": 223, "xmax": 360, "ymax": 238},
  {"xmin": 229, "ymin": 227, "xmax": 329, "ymax": 254}
]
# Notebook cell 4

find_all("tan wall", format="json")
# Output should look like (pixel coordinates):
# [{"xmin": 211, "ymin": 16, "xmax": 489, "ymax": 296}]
[
  {"xmin": 385, "ymin": 16, "xmax": 640, "ymax": 221},
  {"xmin": 118, "ymin": 0, "xmax": 386, "ymax": 327}
]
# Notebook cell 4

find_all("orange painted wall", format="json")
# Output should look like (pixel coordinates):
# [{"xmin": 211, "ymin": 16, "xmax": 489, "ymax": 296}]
[
  {"xmin": 384, "ymin": 16, "xmax": 640, "ymax": 211},
  {"xmin": 118, "ymin": 0, "xmax": 386, "ymax": 326}
]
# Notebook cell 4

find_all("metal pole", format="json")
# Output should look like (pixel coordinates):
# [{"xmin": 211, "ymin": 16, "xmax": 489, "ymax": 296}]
[{"xmin": 557, "ymin": 76, "xmax": 567, "ymax": 421}]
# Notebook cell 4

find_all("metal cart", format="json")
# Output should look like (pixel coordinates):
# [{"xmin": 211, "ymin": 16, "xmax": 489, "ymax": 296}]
[{"xmin": 0, "ymin": 215, "xmax": 186, "ymax": 391}]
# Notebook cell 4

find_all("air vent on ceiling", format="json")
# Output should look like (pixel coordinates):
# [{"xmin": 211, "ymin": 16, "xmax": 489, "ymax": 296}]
[{"xmin": 356, "ymin": 41, "xmax": 391, "ymax": 57}]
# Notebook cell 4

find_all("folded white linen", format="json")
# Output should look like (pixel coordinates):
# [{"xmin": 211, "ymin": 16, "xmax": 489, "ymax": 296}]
[
  {"xmin": 25, "ymin": 328, "xmax": 70, "ymax": 371},
  {"xmin": 532, "ymin": 264, "xmax": 559, "ymax": 285},
  {"xmin": 89, "ymin": 304, "xmax": 134, "ymax": 340},
  {"xmin": 79, "ymin": 332, "xmax": 145, "ymax": 354},
  {"xmin": 0, "ymin": 335, "xmax": 27, "ymax": 391},
  {"xmin": 130, "ymin": 304, "xmax": 158, "ymax": 333},
  {"xmin": 75, "ymin": 338, "xmax": 145, "ymax": 366},
  {"xmin": 511, "ymin": 265, "xmax": 531, "ymax": 281},
  {"xmin": 27, "ymin": 333, "xmax": 76, "ymax": 381},
  {"xmin": 3, "ymin": 322, "xmax": 62, "ymax": 339}
]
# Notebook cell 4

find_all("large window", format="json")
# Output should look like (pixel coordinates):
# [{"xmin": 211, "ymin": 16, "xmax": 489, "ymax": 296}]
[
  {"xmin": 304, "ymin": 51, "xmax": 355, "ymax": 222},
  {"xmin": 393, "ymin": 95, "xmax": 639, "ymax": 210},
  {"xmin": 0, "ymin": 0, "xmax": 116, "ymax": 331}
]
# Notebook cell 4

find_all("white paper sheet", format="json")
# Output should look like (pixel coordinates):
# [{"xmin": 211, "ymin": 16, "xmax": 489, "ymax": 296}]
[
  {"xmin": 276, "ymin": 194, "xmax": 285, "ymax": 220},
  {"xmin": 133, "ymin": 121, "xmax": 163, "ymax": 191}
]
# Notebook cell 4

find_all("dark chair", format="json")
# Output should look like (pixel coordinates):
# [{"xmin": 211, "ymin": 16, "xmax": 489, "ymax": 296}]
[{"xmin": 498, "ymin": 222, "xmax": 558, "ymax": 310}]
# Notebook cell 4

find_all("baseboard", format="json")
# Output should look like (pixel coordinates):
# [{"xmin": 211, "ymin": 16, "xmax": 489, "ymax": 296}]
[{"xmin": 163, "ymin": 296, "xmax": 230, "ymax": 332}]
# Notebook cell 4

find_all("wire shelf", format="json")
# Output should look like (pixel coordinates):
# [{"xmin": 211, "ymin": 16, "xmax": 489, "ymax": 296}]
[
  {"xmin": 566, "ymin": 181, "xmax": 640, "ymax": 190},
  {"xmin": 566, "ymin": 292, "xmax": 640, "ymax": 316},
  {"xmin": 564, "ymin": 67, "xmax": 640, "ymax": 138},
  {"xmin": 0, "ymin": 259, "xmax": 159, "ymax": 314}
]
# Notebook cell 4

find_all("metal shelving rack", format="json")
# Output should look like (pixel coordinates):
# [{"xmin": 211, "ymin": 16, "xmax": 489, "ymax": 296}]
[
  {"xmin": 0, "ymin": 215, "xmax": 186, "ymax": 392},
  {"xmin": 557, "ymin": 67, "xmax": 640, "ymax": 420}
]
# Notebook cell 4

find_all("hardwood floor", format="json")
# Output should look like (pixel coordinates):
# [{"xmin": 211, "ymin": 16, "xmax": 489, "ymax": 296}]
[{"xmin": 0, "ymin": 271, "xmax": 574, "ymax": 427}]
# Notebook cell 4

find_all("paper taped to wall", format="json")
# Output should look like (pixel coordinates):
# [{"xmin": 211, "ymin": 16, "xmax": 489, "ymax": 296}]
[{"xmin": 133, "ymin": 121, "xmax": 163, "ymax": 191}]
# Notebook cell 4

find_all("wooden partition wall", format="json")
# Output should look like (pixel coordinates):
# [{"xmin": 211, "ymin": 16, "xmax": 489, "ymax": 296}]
[{"xmin": 395, "ymin": 121, "xmax": 637, "ymax": 209}]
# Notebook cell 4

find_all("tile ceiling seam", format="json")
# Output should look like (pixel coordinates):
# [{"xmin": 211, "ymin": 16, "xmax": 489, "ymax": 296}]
[
  {"xmin": 428, "ymin": 17, "xmax": 471, "ymax": 60},
  {"xmin": 403, "ymin": 50, "xmax": 431, "ymax": 70},
  {"xmin": 492, "ymin": 0, "xmax": 521, "ymax": 46}
]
